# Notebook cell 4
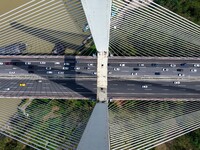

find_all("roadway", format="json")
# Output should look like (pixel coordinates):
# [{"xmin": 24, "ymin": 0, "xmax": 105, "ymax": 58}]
[
  {"xmin": 0, "ymin": 56, "xmax": 199, "ymax": 79},
  {"xmin": 0, "ymin": 78, "xmax": 200, "ymax": 99}
]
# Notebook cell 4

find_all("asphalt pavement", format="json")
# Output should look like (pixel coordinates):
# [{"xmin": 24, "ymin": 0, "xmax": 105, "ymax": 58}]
[{"xmin": 0, "ymin": 78, "xmax": 200, "ymax": 99}]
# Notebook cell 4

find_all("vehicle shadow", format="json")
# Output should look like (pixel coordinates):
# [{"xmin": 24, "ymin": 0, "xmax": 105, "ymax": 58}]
[{"xmin": 10, "ymin": 57, "xmax": 96, "ymax": 99}]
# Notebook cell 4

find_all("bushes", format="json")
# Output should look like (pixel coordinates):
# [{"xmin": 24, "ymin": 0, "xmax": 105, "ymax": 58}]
[{"xmin": 155, "ymin": 0, "xmax": 200, "ymax": 25}]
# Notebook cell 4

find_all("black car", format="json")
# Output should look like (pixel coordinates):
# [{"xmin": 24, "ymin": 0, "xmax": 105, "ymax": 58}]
[
  {"xmin": 180, "ymin": 63, "xmax": 187, "ymax": 67},
  {"xmin": 155, "ymin": 72, "xmax": 161, "ymax": 75},
  {"xmin": 177, "ymin": 69, "xmax": 183, "ymax": 72},
  {"xmin": 151, "ymin": 63, "xmax": 158, "ymax": 67},
  {"xmin": 133, "ymin": 68, "xmax": 140, "ymax": 71}
]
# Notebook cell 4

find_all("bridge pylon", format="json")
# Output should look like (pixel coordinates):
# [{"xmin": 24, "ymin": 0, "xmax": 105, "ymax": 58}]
[{"xmin": 81, "ymin": 0, "xmax": 112, "ymax": 102}]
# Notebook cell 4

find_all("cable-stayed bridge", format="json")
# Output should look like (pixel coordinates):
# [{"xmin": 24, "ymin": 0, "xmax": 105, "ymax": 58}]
[{"xmin": 0, "ymin": 0, "xmax": 200, "ymax": 149}]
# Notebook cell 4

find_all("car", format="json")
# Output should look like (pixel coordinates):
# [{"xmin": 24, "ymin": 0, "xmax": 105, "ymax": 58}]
[
  {"xmin": 133, "ymin": 68, "xmax": 140, "ymax": 71},
  {"xmin": 108, "ymin": 71, "xmax": 112, "ymax": 74},
  {"xmin": 58, "ymin": 71, "xmax": 64, "ymax": 74},
  {"xmin": 9, "ymin": 71, "xmax": 15, "ymax": 74},
  {"xmin": 63, "ymin": 67, "xmax": 69, "ymax": 70},
  {"xmin": 54, "ymin": 62, "xmax": 60, "ymax": 65},
  {"xmin": 162, "ymin": 68, "xmax": 169, "ymax": 71},
  {"xmin": 84, "ymin": 67, "xmax": 90, "ymax": 70},
  {"xmin": 190, "ymin": 69, "xmax": 197, "ymax": 72},
  {"xmin": 113, "ymin": 68, "xmax": 120, "ymax": 71},
  {"xmin": 25, "ymin": 62, "xmax": 31, "ymax": 65},
  {"xmin": 5, "ymin": 88, "xmax": 10, "ymax": 91},
  {"xmin": 131, "ymin": 72, "xmax": 138, "ymax": 75},
  {"xmin": 19, "ymin": 83, "xmax": 26, "ymax": 87},
  {"xmin": 142, "ymin": 85, "xmax": 148, "ymax": 88},
  {"xmin": 151, "ymin": 63, "xmax": 158, "ymax": 67},
  {"xmin": 46, "ymin": 67, "xmax": 51, "ymax": 70},
  {"xmin": 173, "ymin": 81, "xmax": 180, "ymax": 85},
  {"xmin": 5, "ymin": 62, "xmax": 12, "ymax": 65},
  {"xmin": 193, "ymin": 64, "xmax": 200, "ymax": 67},
  {"xmin": 38, "ymin": 80, "xmax": 42, "ymax": 83},
  {"xmin": 40, "ymin": 62, "xmax": 46, "ymax": 65},
  {"xmin": 138, "ymin": 63, "xmax": 144, "ymax": 67},
  {"xmin": 180, "ymin": 63, "xmax": 187, "ymax": 67},
  {"xmin": 93, "ymin": 72, "xmax": 97, "ymax": 75},
  {"xmin": 13, "ymin": 67, "xmax": 17, "ymax": 70},
  {"xmin": 28, "ymin": 71, "xmax": 34, "ymax": 73},
  {"xmin": 47, "ymin": 71, "xmax": 53, "ymax": 74},
  {"xmin": 88, "ymin": 63, "xmax": 93, "ymax": 66},
  {"xmin": 177, "ymin": 69, "xmax": 183, "ymax": 72},
  {"xmin": 155, "ymin": 72, "xmax": 161, "ymax": 75},
  {"xmin": 75, "ymin": 67, "xmax": 80, "ymax": 70},
  {"xmin": 170, "ymin": 64, "xmax": 176, "ymax": 67},
  {"xmin": 178, "ymin": 73, "xmax": 185, "ymax": 77},
  {"xmin": 0, "ymin": 62, "xmax": 3, "ymax": 65},
  {"xmin": 119, "ymin": 63, "xmax": 125, "ymax": 67},
  {"xmin": 64, "ymin": 63, "xmax": 70, "ymax": 66}
]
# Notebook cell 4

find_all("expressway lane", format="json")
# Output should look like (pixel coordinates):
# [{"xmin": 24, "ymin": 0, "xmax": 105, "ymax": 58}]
[
  {"xmin": 0, "ymin": 56, "xmax": 200, "ymax": 78},
  {"xmin": 0, "ymin": 78, "xmax": 200, "ymax": 99}
]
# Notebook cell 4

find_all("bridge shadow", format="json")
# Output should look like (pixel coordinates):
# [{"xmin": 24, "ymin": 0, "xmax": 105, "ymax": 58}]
[
  {"xmin": 10, "ymin": 22, "xmax": 87, "ymax": 55},
  {"xmin": 10, "ymin": 57, "xmax": 96, "ymax": 99}
]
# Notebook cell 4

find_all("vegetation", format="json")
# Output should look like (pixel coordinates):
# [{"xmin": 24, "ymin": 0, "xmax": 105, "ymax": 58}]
[
  {"xmin": 152, "ymin": 129, "xmax": 200, "ymax": 150},
  {"xmin": 0, "ymin": 135, "xmax": 34, "ymax": 150},
  {"xmin": 0, "ymin": 99, "xmax": 96, "ymax": 150},
  {"xmin": 155, "ymin": 0, "xmax": 200, "ymax": 25}
]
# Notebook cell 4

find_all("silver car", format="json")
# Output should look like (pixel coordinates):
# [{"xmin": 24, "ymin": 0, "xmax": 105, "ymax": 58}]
[{"xmin": 190, "ymin": 69, "xmax": 197, "ymax": 72}]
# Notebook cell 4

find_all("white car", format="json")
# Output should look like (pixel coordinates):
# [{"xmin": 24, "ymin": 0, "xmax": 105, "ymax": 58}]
[
  {"xmin": 64, "ymin": 63, "xmax": 70, "ymax": 65},
  {"xmin": 75, "ymin": 67, "xmax": 80, "ymax": 70},
  {"xmin": 170, "ymin": 64, "xmax": 176, "ymax": 67},
  {"xmin": 162, "ymin": 68, "xmax": 169, "ymax": 71},
  {"xmin": 193, "ymin": 64, "xmax": 200, "ymax": 67},
  {"xmin": 88, "ymin": 63, "xmax": 93, "ymax": 66},
  {"xmin": 5, "ymin": 88, "xmax": 10, "ymax": 91},
  {"xmin": 38, "ymin": 80, "xmax": 42, "ymax": 83},
  {"xmin": 119, "ymin": 63, "xmax": 125, "ymax": 67},
  {"xmin": 58, "ymin": 71, "xmax": 64, "ymax": 74},
  {"xmin": 25, "ymin": 62, "xmax": 31, "ymax": 65},
  {"xmin": 190, "ymin": 69, "xmax": 197, "ymax": 72},
  {"xmin": 138, "ymin": 63, "xmax": 144, "ymax": 67},
  {"xmin": 142, "ymin": 85, "xmax": 148, "ymax": 88},
  {"xmin": 108, "ymin": 71, "xmax": 112, "ymax": 75},
  {"xmin": 9, "ymin": 71, "xmax": 15, "ymax": 74},
  {"xmin": 47, "ymin": 71, "xmax": 53, "ymax": 74},
  {"xmin": 55, "ymin": 62, "xmax": 60, "ymax": 65},
  {"xmin": 93, "ymin": 72, "xmax": 97, "ymax": 75},
  {"xmin": 131, "ymin": 72, "xmax": 138, "ymax": 75},
  {"xmin": 40, "ymin": 62, "xmax": 46, "ymax": 65},
  {"xmin": 113, "ymin": 68, "xmax": 120, "ymax": 71},
  {"xmin": 46, "ymin": 67, "xmax": 51, "ymax": 70},
  {"xmin": 173, "ymin": 81, "xmax": 180, "ymax": 85},
  {"xmin": 0, "ymin": 62, "xmax": 3, "ymax": 65},
  {"xmin": 63, "ymin": 67, "xmax": 69, "ymax": 70},
  {"xmin": 178, "ymin": 73, "xmax": 185, "ymax": 77}
]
